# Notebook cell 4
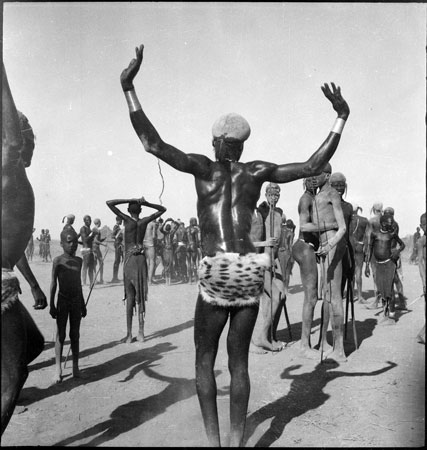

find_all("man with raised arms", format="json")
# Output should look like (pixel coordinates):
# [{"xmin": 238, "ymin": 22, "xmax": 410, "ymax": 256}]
[{"xmin": 120, "ymin": 44, "xmax": 349, "ymax": 447}]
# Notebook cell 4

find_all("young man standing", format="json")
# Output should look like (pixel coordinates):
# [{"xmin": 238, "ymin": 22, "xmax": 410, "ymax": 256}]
[
  {"xmin": 106, "ymin": 196, "xmax": 165, "ymax": 343},
  {"xmin": 120, "ymin": 44, "xmax": 349, "ymax": 446}
]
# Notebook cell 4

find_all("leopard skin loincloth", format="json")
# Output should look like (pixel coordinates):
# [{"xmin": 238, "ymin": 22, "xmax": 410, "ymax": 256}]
[
  {"xmin": 2, "ymin": 269, "xmax": 21, "ymax": 313},
  {"xmin": 198, "ymin": 252, "xmax": 270, "ymax": 307}
]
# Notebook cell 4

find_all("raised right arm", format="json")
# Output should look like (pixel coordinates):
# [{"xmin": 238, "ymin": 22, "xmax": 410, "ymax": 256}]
[
  {"xmin": 106, "ymin": 199, "xmax": 134, "ymax": 221},
  {"xmin": 120, "ymin": 45, "xmax": 211, "ymax": 176}
]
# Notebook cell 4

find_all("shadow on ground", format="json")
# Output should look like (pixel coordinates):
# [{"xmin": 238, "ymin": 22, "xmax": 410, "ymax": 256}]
[{"xmin": 244, "ymin": 360, "xmax": 397, "ymax": 447}]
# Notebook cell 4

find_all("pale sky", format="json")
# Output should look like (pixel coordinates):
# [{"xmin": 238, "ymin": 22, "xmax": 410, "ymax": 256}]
[{"xmin": 3, "ymin": 2, "xmax": 426, "ymax": 239}]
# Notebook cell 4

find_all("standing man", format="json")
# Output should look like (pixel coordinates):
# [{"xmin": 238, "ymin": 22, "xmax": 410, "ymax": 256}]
[
  {"xmin": 364, "ymin": 202, "xmax": 383, "ymax": 309},
  {"xmin": 143, "ymin": 218, "xmax": 158, "ymax": 285},
  {"xmin": 278, "ymin": 217, "xmax": 296, "ymax": 300},
  {"xmin": 365, "ymin": 215, "xmax": 405, "ymax": 325},
  {"xmin": 173, "ymin": 221, "xmax": 189, "ymax": 283},
  {"xmin": 250, "ymin": 182, "xmax": 285, "ymax": 353},
  {"xmin": 349, "ymin": 204, "xmax": 369, "ymax": 303},
  {"xmin": 110, "ymin": 216, "xmax": 124, "ymax": 283},
  {"xmin": 160, "ymin": 218, "xmax": 179, "ymax": 285},
  {"xmin": 80, "ymin": 215, "xmax": 95, "ymax": 286},
  {"xmin": 92, "ymin": 218, "xmax": 106, "ymax": 285},
  {"xmin": 106, "ymin": 196, "xmax": 166, "ymax": 343},
  {"xmin": 410, "ymin": 227, "xmax": 421, "ymax": 264},
  {"xmin": 120, "ymin": 43, "xmax": 349, "ymax": 446},
  {"xmin": 187, "ymin": 217, "xmax": 201, "ymax": 284},
  {"xmin": 25, "ymin": 228, "xmax": 35, "ymax": 261},
  {"xmin": 329, "ymin": 172, "xmax": 354, "ymax": 299},
  {"xmin": 308, "ymin": 167, "xmax": 347, "ymax": 362},
  {"xmin": 415, "ymin": 213, "xmax": 426, "ymax": 344},
  {"xmin": 383, "ymin": 207, "xmax": 406, "ymax": 310}
]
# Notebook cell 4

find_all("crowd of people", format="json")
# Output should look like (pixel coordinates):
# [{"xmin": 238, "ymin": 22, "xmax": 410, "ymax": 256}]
[{"xmin": 2, "ymin": 44, "xmax": 425, "ymax": 448}]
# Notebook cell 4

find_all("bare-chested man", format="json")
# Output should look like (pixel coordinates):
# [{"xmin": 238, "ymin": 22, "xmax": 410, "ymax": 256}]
[
  {"xmin": 120, "ymin": 44, "xmax": 349, "ymax": 446},
  {"xmin": 110, "ymin": 215, "xmax": 124, "ymax": 283},
  {"xmin": 278, "ymin": 217, "xmax": 296, "ymax": 299},
  {"xmin": 365, "ymin": 214, "xmax": 405, "ymax": 325},
  {"xmin": 160, "ymin": 218, "xmax": 179, "ymax": 285},
  {"xmin": 292, "ymin": 167, "xmax": 339, "ymax": 360},
  {"xmin": 348, "ymin": 204, "xmax": 369, "ymax": 303},
  {"xmin": 250, "ymin": 183, "xmax": 286, "ymax": 353},
  {"xmin": 80, "ymin": 215, "xmax": 96, "ymax": 286},
  {"xmin": 329, "ymin": 172, "xmax": 354, "ymax": 300},
  {"xmin": 25, "ymin": 228, "xmax": 35, "ymax": 261},
  {"xmin": 106, "ymin": 196, "xmax": 165, "ymax": 343},
  {"xmin": 310, "ymin": 168, "xmax": 347, "ymax": 362},
  {"xmin": 143, "ymin": 218, "xmax": 158, "ymax": 285},
  {"xmin": 415, "ymin": 213, "xmax": 426, "ymax": 344},
  {"xmin": 92, "ymin": 218, "xmax": 106, "ymax": 284},
  {"xmin": 364, "ymin": 201, "xmax": 383, "ymax": 309},
  {"xmin": 383, "ymin": 207, "xmax": 406, "ymax": 310},
  {"xmin": 1, "ymin": 63, "xmax": 46, "ymax": 435},
  {"xmin": 173, "ymin": 221, "xmax": 189, "ymax": 283},
  {"xmin": 187, "ymin": 217, "xmax": 201, "ymax": 284}
]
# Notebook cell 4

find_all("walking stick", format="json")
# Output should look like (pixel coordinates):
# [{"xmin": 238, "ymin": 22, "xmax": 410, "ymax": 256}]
[
  {"xmin": 280, "ymin": 292, "xmax": 293, "ymax": 341},
  {"xmin": 269, "ymin": 200, "xmax": 275, "ymax": 349},
  {"xmin": 348, "ymin": 278, "xmax": 358, "ymax": 349},
  {"xmin": 63, "ymin": 246, "xmax": 109, "ymax": 369}
]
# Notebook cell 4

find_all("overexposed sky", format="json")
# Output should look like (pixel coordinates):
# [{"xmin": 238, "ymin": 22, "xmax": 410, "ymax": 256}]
[{"xmin": 3, "ymin": 2, "xmax": 426, "ymax": 239}]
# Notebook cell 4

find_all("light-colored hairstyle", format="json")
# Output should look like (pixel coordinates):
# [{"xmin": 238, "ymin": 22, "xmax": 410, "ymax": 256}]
[{"xmin": 266, "ymin": 182, "xmax": 281, "ymax": 194}]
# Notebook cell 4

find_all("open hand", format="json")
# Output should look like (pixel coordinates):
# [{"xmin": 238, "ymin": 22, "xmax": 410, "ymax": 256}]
[
  {"xmin": 120, "ymin": 44, "xmax": 144, "ymax": 91},
  {"xmin": 321, "ymin": 82, "xmax": 350, "ymax": 119}
]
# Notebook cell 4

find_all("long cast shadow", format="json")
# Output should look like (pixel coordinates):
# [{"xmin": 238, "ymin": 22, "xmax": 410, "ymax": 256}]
[
  {"xmin": 244, "ymin": 360, "xmax": 397, "ymax": 447},
  {"xmin": 144, "ymin": 318, "xmax": 194, "ymax": 342},
  {"xmin": 275, "ymin": 316, "xmax": 377, "ymax": 359},
  {"xmin": 53, "ymin": 367, "xmax": 226, "ymax": 446},
  {"xmin": 18, "ymin": 342, "xmax": 176, "ymax": 407},
  {"xmin": 29, "ymin": 339, "xmax": 122, "ymax": 372}
]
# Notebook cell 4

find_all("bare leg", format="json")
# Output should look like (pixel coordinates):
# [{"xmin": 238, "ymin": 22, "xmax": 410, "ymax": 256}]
[
  {"xmin": 194, "ymin": 295, "xmax": 230, "ymax": 447},
  {"xmin": 122, "ymin": 295, "xmax": 134, "ymax": 344},
  {"xmin": 250, "ymin": 271, "xmax": 284, "ymax": 352},
  {"xmin": 136, "ymin": 302, "xmax": 145, "ymax": 342},
  {"xmin": 293, "ymin": 241, "xmax": 321, "ymax": 359},
  {"xmin": 227, "ymin": 305, "xmax": 259, "ymax": 447},
  {"xmin": 53, "ymin": 328, "xmax": 64, "ymax": 383},
  {"xmin": 323, "ymin": 254, "xmax": 347, "ymax": 363}
]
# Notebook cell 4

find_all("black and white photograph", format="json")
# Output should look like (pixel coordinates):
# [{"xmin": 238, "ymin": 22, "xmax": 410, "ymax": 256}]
[{"xmin": 2, "ymin": 2, "xmax": 425, "ymax": 447}]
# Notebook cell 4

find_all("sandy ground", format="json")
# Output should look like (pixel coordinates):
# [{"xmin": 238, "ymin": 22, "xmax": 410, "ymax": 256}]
[{"xmin": 2, "ymin": 243, "xmax": 425, "ymax": 447}]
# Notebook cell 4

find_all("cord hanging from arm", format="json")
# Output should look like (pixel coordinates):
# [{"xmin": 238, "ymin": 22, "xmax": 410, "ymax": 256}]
[{"xmin": 157, "ymin": 158, "xmax": 165, "ymax": 205}]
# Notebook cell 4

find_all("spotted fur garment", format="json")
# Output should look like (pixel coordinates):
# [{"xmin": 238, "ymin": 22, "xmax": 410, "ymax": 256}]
[
  {"xmin": 198, "ymin": 252, "xmax": 270, "ymax": 307},
  {"xmin": 2, "ymin": 270, "xmax": 21, "ymax": 313}
]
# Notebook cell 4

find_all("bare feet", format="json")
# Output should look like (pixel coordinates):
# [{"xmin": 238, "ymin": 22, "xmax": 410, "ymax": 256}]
[
  {"xmin": 72, "ymin": 368, "xmax": 88, "ymax": 380},
  {"xmin": 136, "ymin": 332, "xmax": 145, "ymax": 343},
  {"xmin": 323, "ymin": 350, "xmax": 347, "ymax": 363},
  {"xmin": 380, "ymin": 316, "xmax": 395, "ymax": 326},
  {"xmin": 53, "ymin": 372, "xmax": 62, "ymax": 384},
  {"xmin": 250, "ymin": 339, "xmax": 284, "ymax": 354},
  {"xmin": 298, "ymin": 345, "xmax": 321, "ymax": 360},
  {"xmin": 121, "ymin": 334, "xmax": 133, "ymax": 344},
  {"xmin": 319, "ymin": 342, "xmax": 333, "ymax": 358}
]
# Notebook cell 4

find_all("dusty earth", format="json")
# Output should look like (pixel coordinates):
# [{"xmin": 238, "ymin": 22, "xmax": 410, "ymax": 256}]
[{"xmin": 2, "ymin": 242, "xmax": 425, "ymax": 447}]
